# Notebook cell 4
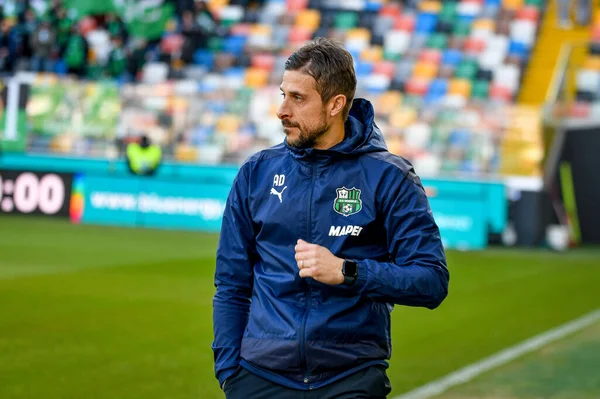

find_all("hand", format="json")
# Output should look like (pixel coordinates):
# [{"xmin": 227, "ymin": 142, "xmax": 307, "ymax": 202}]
[{"xmin": 295, "ymin": 239, "xmax": 344, "ymax": 285}]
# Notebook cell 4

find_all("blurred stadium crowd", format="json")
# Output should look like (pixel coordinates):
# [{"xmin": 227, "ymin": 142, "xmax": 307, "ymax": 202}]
[{"xmin": 0, "ymin": 0, "xmax": 597, "ymax": 178}]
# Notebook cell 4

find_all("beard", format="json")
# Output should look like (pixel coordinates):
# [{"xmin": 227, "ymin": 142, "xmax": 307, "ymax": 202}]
[{"xmin": 284, "ymin": 110, "xmax": 329, "ymax": 149}]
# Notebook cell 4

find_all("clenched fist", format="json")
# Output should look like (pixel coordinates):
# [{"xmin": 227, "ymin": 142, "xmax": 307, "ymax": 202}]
[{"xmin": 294, "ymin": 239, "xmax": 344, "ymax": 285}]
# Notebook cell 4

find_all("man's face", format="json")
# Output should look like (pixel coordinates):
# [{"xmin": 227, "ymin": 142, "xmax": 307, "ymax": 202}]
[{"xmin": 277, "ymin": 70, "xmax": 331, "ymax": 149}]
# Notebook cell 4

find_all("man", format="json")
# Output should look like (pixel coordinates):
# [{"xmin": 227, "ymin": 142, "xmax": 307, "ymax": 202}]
[
  {"xmin": 213, "ymin": 37, "xmax": 449, "ymax": 399},
  {"xmin": 125, "ymin": 135, "xmax": 162, "ymax": 176}
]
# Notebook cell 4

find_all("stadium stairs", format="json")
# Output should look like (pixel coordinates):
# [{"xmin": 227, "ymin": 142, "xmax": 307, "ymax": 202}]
[{"xmin": 518, "ymin": 0, "xmax": 592, "ymax": 105}]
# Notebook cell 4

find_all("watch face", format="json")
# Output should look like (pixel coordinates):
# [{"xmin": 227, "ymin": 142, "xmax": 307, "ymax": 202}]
[{"xmin": 344, "ymin": 260, "xmax": 358, "ymax": 277}]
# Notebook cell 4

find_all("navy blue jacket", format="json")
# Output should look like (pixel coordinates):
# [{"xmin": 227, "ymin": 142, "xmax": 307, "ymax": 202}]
[{"xmin": 213, "ymin": 98, "xmax": 449, "ymax": 390}]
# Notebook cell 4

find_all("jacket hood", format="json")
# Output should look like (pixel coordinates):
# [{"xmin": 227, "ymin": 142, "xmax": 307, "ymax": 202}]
[{"xmin": 285, "ymin": 98, "xmax": 388, "ymax": 159}]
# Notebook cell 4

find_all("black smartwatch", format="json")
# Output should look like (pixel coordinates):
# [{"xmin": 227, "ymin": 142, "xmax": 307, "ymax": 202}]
[{"xmin": 342, "ymin": 259, "xmax": 358, "ymax": 286}]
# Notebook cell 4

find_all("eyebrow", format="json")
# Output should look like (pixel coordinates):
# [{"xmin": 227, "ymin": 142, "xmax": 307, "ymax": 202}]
[{"xmin": 280, "ymin": 87, "xmax": 306, "ymax": 97}]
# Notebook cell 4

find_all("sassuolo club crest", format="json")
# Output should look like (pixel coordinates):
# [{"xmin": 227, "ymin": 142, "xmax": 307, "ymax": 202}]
[{"xmin": 333, "ymin": 187, "xmax": 362, "ymax": 217}]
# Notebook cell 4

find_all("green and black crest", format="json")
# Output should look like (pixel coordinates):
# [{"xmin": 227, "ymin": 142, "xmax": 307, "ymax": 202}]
[{"xmin": 333, "ymin": 187, "xmax": 362, "ymax": 217}]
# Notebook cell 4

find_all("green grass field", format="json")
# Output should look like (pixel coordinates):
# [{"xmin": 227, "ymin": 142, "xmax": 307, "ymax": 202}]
[
  {"xmin": 1, "ymin": 215, "xmax": 599, "ymax": 399},
  {"xmin": 433, "ymin": 319, "xmax": 600, "ymax": 399}
]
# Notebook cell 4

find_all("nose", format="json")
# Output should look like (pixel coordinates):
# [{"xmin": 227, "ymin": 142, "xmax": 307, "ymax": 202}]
[{"xmin": 276, "ymin": 99, "xmax": 290, "ymax": 120}]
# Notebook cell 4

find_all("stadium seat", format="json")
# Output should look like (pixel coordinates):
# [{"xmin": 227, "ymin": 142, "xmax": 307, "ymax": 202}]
[
  {"xmin": 53, "ymin": 60, "xmax": 67, "ymax": 76},
  {"xmin": 442, "ymin": 48, "xmax": 463, "ymax": 66},
  {"xmin": 427, "ymin": 33, "xmax": 448, "ymax": 49},
  {"xmin": 583, "ymin": 55, "xmax": 600, "ymax": 71},
  {"xmin": 230, "ymin": 23, "xmax": 252, "ymax": 36},
  {"xmin": 419, "ymin": 0, "xmax": 442, "ymax": 14},
  {"xmin": 479, "ymin": 50, "xmax": 505, "ymax": 70},
  {"xmin": 463, "ymin": 37, "xmax": 487, "ymax": 55},
  {"xmin": 415, "ymin": 12, "xmax": 438, "ymax": 34},
  {"xmin": 207, "ymin": 36, "xmax": 224, "ymax": 52},
  {"xmin": 219, "ymin": 5, "xmax": 245, "ymax": 28},
  {"xmin": 405, "ymin": 78, "xmax": 430, "ymax": 96},
  {"xmin": 142, "ymin": 63, "xmax": 169, "ymax": 84},
  {"xmin": 373, "ymin": 61, "xmax": 396, "ymax": 78},
  {"xmin": 345, "ymin": 28, "xmax": 372, "ymax": 53},
  {"xmin": 373, "ymin": 15, "xmax": 397, "ymax": 38},
  {"xmin": 223, "ymin": 36, "xmax": 247, "ymax": 55},
  {"xmin": 413, "ymin": 61, "xmax": 439, "ymax": 80},
  {"xmin": 245, "ymin": 67, "xmax": 270, "ymax": 88},
  {"xmin": 288, "ymin": 27, "xmax": 312, "ymax": 44},
  {"xmin": 576, "ymin": 69, "xmax": 600, "ymax": 95},
  {"xmin": 365, "ymin": 0, "xmax": 384, "ymax": 12},
  {"xmin": 175, "ymin": 144, "xmax": 199, "ymax": 162},
  {"xmin": 260, "ymin": 1, "xmax": 287, "ymax": 24},
  {"xmin": 453, "ymin": 19, "xmax": 472, "ymax": 37},
  {"xmin": 286, "ymin": 0, "xmax": 309, "ymax": 12},
  {"xmin": 489, "ymin": 83, "xmax": 513, "ymax": 101},
  {"xmin": 251, "ymin": 53, "xmax": 276, "ymax": 70},
  {"xmin": 358, "ymin": 12, "xmax": 377, "ymax": 32},
  {"xmin": 471, "ymin": 79, "xmax": 490, "ymax": 99},
  {"xmin": 439, "ymin": 2, "xmax": 457, "ymax": 23},
  {"xmin": 334, "ymin": 11, "xmax": 359, "ymax": 30},
  {"xmin": 448, "ymin": 78, "xmax": 472, "ymax": 98},
  {"xmin": 374, "ymin": 90, "xmax": 402, "ymax": 115},
  {"xmin": 510, "ymin": 19, "xmax": 537, "ymax": 47},
  {"xmin": 428, "ymin": 78, "xmax": 449, "ymax": 96},
  {"xmin": 389, "ymin": 106, "xmax": 418, "ymax": 128},
  {"xmin": 364, "ymin": 73, "xmax": 391, "ymax": 93},
  {"xmin": 395, "ymin": 14, "xmax": 416, "ymax": 32},
  {"xmin": 379, "ymin": 3, "xmax": 402, "ymax": 18},
  {"xmin": 420, "ymin": 48, "xmax": 443, "ymax": 64},
  {"xmin": 502, "ymin": 0, "xmax": 524, "ymax": 11},
  {"xmin": 404, "ymin": 122, "xmax": 432, "ymax": 150},
  {"xmin": 515, "ymin": 5, "xmax": 540, "ymax": 22},
  {"xmin": 454, "ymin": 60, "xmax": 478, "ymax": 80},
  {"xmin": 269, "ymin": 25, "xmax": 290, "ymax": 49},
  {"xmin": 222, "ymin": 67, "xmax": 246, "ymax": 89},
  {"xmin": 394, "ymin": 58, "xmax": 416, "ymax": 82},
  {"xmin": 494, "ymin": 63, "xmax": 520, "ymax": 93},
  {"xmin": 295, "ymin": 8, "xmax": 321, "ymax": 30},
  {"xmin": 355, "ymin": 60, "xmax": 374, "ymax": 77},
  {"xmin": 361, "ymin": 46, "xmax": 383, "ymax": 62}
]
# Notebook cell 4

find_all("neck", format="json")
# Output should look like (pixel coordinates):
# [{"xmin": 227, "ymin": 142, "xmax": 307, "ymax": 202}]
[{"xmin": 313, "ymin": 119, "xmax": 345, "ymax": 150}]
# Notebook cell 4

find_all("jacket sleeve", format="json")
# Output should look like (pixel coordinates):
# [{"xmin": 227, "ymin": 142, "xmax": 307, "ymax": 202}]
[
  {"xmin": 212, "ymin": 164, "xmax": 255, "ymax": 387},
  {"xmin": 350, "ymin": 169, "xmax": 449, "ymax": 309}
]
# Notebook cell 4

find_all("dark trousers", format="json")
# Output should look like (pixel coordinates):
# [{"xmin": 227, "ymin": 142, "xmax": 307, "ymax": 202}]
[{"xmin": 224, "ymin": 366, "xmax": 392, "ymax": 399}]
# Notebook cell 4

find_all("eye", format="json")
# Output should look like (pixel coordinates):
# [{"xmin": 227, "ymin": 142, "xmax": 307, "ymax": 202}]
[{"xmin": 294, "ymin": 95, "xmax": 302, "ymax": 101}]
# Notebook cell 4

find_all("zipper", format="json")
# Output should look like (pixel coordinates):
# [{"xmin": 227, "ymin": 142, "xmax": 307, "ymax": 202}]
[{"xmin": 299, "ymin": 164, "xmax": 316, "ymax": 382}]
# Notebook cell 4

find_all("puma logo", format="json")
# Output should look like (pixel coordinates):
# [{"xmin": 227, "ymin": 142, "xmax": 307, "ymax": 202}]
[{"xmin": 270, "ymin": 186, "xmax": 287, "ymax": 203}]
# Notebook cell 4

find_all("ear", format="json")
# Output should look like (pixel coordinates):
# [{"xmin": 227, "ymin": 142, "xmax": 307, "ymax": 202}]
[{"xmin": 329, "ymin": 94, "xmax": 347, "ymax": 118}]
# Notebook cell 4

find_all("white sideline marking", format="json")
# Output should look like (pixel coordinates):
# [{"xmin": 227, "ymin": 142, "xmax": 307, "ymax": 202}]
[{"xmin": 393, "ymin": 308, "xmax": 600, "ymax": 399}]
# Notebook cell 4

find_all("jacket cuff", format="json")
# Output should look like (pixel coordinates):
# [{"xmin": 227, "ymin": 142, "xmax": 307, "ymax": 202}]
[
  {"xmin": 217, "ymin": 367, "xmax": 238, "ymax": 389},
  {"xmin": 350, "ymin": 259, "xmax": 368, "ymax": 292}
]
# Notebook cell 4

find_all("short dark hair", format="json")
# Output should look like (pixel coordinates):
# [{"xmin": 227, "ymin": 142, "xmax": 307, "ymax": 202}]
[{"xmin": 284, "ymin": 37, "xmax": 357, "ymax": 121}]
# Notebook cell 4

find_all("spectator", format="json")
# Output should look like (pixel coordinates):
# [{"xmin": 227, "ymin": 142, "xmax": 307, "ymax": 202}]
[
  {"xmin": 20, "ymin": 8, "xmax": 37, "ymax": 59},
  {"xmin": 53, "ymin": 6, "xmax": 72, "ymax": 53},
  {"xmin": 180, "ymin": 10, "xmax": 204, "ymax": 62},
  {"xmin": 0, "ymin": 20, "xmax": 18, "ymax": 73},
  {"xmin": 172, "ymin": 0, "xmax": 195, "ymax": 16},
  {"xmin": 557, "ymin": 0, "xmax": 570, "ymax": 28},
  {"xmin": 107, "ymin": 36, "xmax": 127, "ymax": 80},
  {"xmin": 126, "ymin": 135, "xmax": 162, "ymax": 176},
  {"xmin": 127, "ymin": 38, "xmax": 148, "ymax": 80},
  {"xmin": 29, "ymin": 18, "xmax": 56, "ymax": 72},
  {"xmin": 194, "ymin": 0, "xmax": 218, "ymax": 36},
  {"xmin": 63, "ymin": 25, "xmax": 88, "ymax": 76},
  {"xmin": 105, "ymin": 13, "xmax": 128, "ymax": 43},
  {"xmin": 575, "ymin": 0, "xmax": 591, "ymax": 26}
]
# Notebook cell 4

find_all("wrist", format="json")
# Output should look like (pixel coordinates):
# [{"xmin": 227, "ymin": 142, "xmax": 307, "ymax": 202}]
[{"xmin": 341, "ymin": 259, "xmax": 358, "ymax": 286}]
